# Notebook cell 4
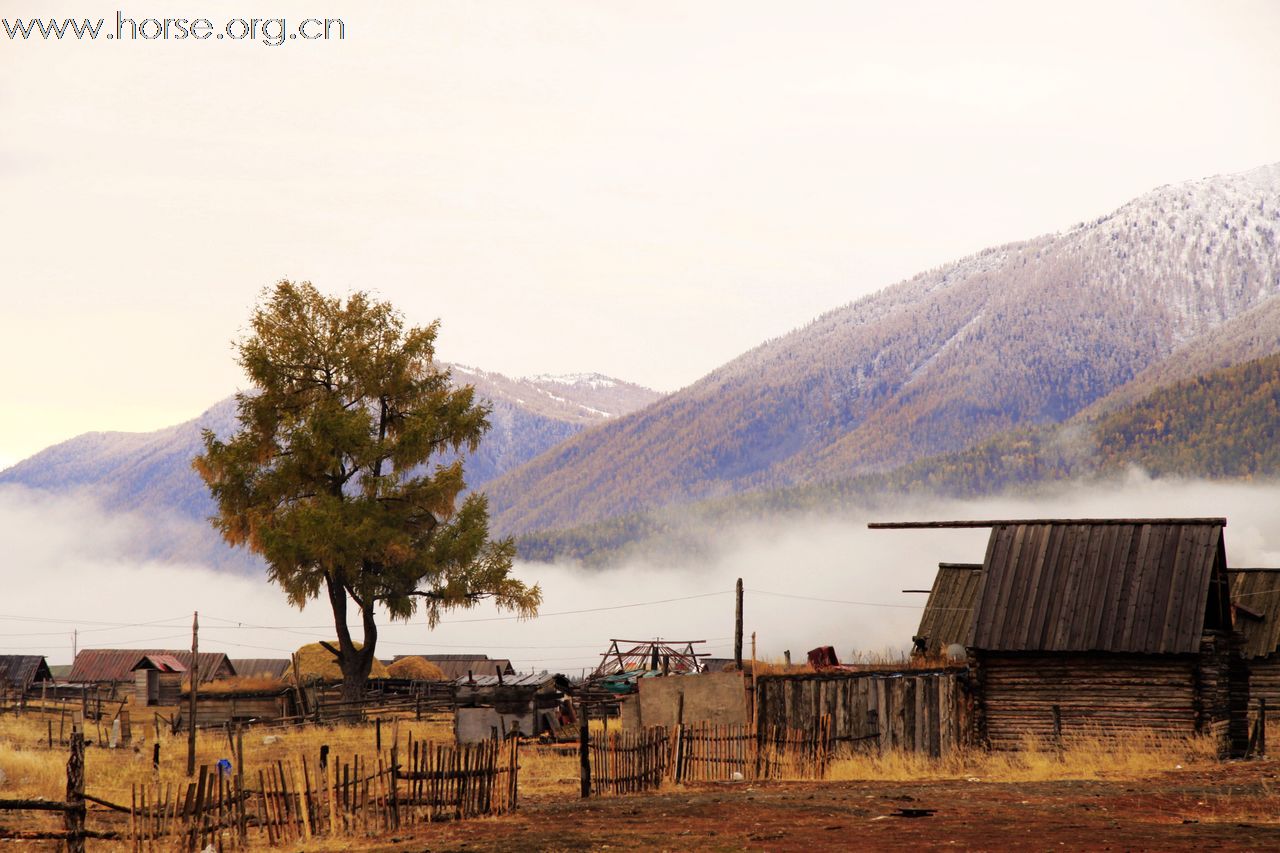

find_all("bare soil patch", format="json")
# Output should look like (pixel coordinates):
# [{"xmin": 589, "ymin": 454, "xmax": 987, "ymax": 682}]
[{"xmin": 352, "ymin": 759, "xmax": 1280, "ymax": 852}]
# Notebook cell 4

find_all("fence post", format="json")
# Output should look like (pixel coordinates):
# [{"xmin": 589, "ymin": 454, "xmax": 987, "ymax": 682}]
[
  {"xmin": 1261, "ymin": 697, "xmax": 1268, "ymax": 759},
  {"xmin": 579, "ymin": 705, "xmax": 591, "ymax": 799},
  {"xmin": 65, "ymin": 730, "xmax": 86, "ymax": 853},
  {"xmin": 1052, "ymin": 704, "xmax": 1062, "ymax": 754}
]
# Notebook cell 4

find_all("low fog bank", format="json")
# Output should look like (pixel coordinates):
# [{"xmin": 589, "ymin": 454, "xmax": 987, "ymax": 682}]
[{"xmin": 3, "ymin": 472, "xmax": 1278, "ymax": 673}]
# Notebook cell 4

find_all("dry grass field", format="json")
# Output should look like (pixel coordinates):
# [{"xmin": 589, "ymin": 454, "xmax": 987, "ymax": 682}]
[{"xmin": 3, "ymin": 709, "xmax": 1280, "ymax": 850}]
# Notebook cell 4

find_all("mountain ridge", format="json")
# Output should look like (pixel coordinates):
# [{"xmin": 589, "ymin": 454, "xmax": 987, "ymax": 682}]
[
  {"xmin": 486, "ymin": 162, "xmax": 1280, "ymax": 535},
  {"xmin": 0, "ymin": 365, "xmax": 660, "ymax": 571}
]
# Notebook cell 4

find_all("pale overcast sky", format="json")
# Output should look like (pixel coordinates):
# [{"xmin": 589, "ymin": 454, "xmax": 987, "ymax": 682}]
[{"xmin": 3, "ymin": 0, "xmax": 1280, "ymax": 468}]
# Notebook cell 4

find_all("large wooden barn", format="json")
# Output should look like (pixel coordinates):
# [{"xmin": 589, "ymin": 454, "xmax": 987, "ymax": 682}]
[
  {"xmin": 1230, "ymin": 568, "xmax": 1280, "ymax": 707},
  {"xmin": 876, "ymin": 518, "xmax": 1250, "ymax": 756}
]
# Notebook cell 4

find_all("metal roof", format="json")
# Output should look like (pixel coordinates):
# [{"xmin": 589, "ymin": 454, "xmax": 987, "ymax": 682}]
[
  {"xmin": 914, "ymin": 564, "xmax": 983, "ymax": 654},
  {"xmin": 420, "ymin": 656, "xmax": 515, "ymax": 681},
  {"xmin": 1230, "ymin": 569, "xmax": 1280, "ymax": 658},
  {"xmin": 968, "ymin": 520, "xmax": 1230, "ymax": 654},
  {"xmin": 229, "ymin": 659, "xmax": 291, "ymax": 679},
  {"xmin": 457, "ymin": 672, "xmax": 566, "ymax": 688},
  {"xmin": 131, "ymin": 654, "xmax": 186, "ymax": 673},
  {"xmin": 0, "ymin": 655, "xmax": 53, "ymax": 690},
  {"xmin": 68, "ymin": 650, "xmax": 236, "ymax": 683}
]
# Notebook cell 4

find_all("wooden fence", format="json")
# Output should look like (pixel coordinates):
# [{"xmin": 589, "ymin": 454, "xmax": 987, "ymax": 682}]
[
  {"xmin": 754, "ymin": 669, "xmax": 969, "ymax": 757},
  {"xmin": 0, "ymin": 727, "xmax": 520, "ymax": 850},
  {"xmin": 585, "ymin": 717, "xmax": 833, "ymax": 795},
  {"xmin": 757, "ymin": 714, "xmax": 834, "ymax": 780},
  {"xmin": 0, "ymin": 732, "xmax": 116, "ymax": 851},
  {"xmin": 590, "ymin": 727, "xmax": 669, "ymax": 794}
]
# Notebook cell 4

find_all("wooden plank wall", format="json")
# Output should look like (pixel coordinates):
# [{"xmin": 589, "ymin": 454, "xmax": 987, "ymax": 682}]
[{"xmin": 754, "ymin": 670, "xmax": 969, "ymax": 757}]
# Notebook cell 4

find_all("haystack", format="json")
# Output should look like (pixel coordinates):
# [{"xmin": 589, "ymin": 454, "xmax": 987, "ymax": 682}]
[
  {"xmin": 386, "ymin": 656, "xmax": 448, "ymax": 681},
  {"xmin": 284, "ymin": 642, "xmax": 389, "ymax": 682}
]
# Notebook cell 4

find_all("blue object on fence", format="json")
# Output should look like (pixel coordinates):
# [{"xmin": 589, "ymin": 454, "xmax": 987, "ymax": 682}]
[{"xmin": 217, "ymin": 758, "xmax": 233, "ymax": 776}]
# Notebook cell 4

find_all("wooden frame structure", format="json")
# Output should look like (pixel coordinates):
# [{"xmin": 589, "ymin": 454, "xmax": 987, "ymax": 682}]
[{"xmin": 590, "ymin": 640, "xmax": 707, "ymax": 678}]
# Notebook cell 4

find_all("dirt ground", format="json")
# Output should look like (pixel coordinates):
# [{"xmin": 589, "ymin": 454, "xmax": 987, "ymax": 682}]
[{"xmin": 356, "ymin": 760, "xmax": 1280, "ymax": 852}]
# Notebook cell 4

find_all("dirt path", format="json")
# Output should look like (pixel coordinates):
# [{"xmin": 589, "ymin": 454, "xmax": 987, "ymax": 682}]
[{"xmin": 361, "ymin": 761, "xmax": 1280, "ymax": 852}]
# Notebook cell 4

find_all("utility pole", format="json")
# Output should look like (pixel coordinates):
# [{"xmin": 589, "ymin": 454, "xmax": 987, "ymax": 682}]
[
  {"xmin": 187, "ymin": 611, "xmax": 199, "ymax": 776},
  {"xmin": 72, "ymin": 628, "xmax": 77, "ymax": 660},
  {"xmin": 734, "ymin": 578, "xmax": 744, "ymax": 670}
]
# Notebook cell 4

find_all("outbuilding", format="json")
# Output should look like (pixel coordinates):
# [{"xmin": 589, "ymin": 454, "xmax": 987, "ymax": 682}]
[
  {"xmin": 874, "ymin": 517, "xmax": 1249, "ymax": 756},
  {"xmin": 0, "ymin": 655, "xmax": 53, "ymax": 694},
  {"xmin": 911, "ymin": 562, "xmax": 983, "ymax": 657},
  {"xmin": 1230, "ymin": 568, "xmax": 1280, "ymax": 708},
  {"xmin": 131, "ymin": 654, "xmax": 187, "ymax": 706}
]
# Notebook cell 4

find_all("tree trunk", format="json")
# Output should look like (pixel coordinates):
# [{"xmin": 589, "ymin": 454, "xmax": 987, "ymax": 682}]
[{"xmin": 326, "ymin": 575, "xmax": 377, "ymax": 703}]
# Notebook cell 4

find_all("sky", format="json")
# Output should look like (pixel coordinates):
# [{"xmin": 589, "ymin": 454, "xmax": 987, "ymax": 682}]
[{"xmin": 4, "ymin": 1, "xmax": 1280, "ymax": 469}]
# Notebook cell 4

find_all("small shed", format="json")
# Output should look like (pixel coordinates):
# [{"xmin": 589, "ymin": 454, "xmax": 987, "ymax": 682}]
[
  {"xmin": 131, "ymin": 654, "xmax": 185, "ymax": 707},
  {"xmin": 1230, "ymin": 568, "xmax": 1280, "ymax": 706},
  {"xmin": 873, "ymin": 517, "xmax": 1249, "ymax": 755},
  {"xmin": 911, "ymin": 562, "xmax": 983, "ymax": 657},
  {"xmin": 454, "ymin": 672, "xmax": 573, "ymax": 743},
  {"xmin": 0, "ymin": 655, "xmax": 53, "ymax": 693}
]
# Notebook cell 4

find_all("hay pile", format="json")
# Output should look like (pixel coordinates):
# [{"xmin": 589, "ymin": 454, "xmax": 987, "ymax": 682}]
[
  {"xmin": 386, "ymin": 656, "xmax": 448, "ymax": 681},
  {"xmin": 284, "ymin": 642, "xmax": 390, "ymax": 682}
]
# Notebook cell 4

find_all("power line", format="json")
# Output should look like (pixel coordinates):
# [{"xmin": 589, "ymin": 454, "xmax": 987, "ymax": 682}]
[
  {"xmin": 0, "ymin": 613, "xmax": 191, "ymax": 633},
  {"xmin": 745, "ymin": 589, "xmax": 927, "ymax": 609},
  {"xmin": 197, "ymin": 590, "xmax": 733, "ymax": 633}
]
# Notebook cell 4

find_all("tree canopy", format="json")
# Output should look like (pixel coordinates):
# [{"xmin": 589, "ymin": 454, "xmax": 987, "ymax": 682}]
[{"xmin": 195, "ymin": 280, "xmax": 540, "ymax": 698}]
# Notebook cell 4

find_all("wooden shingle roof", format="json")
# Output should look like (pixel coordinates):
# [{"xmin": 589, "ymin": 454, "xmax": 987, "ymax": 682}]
[
  {"xmin": 1230, "ymin": 570, "xmax": 1280, "ymax": 659},
  {"xmin": 968, "ymin": 520, "xmax": 1230, "ymax": 654},
  {"xmin": 913, "ymin": 563, "xmax": 982, "ymax": 654}
]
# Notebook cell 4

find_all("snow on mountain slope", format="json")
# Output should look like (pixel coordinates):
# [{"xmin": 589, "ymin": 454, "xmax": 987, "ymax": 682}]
[{"xmin": 486, "ymin": 162, "xmax": 1280, "ymax": 536}]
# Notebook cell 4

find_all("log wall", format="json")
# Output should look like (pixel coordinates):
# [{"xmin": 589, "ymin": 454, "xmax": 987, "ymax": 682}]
[
  {"xmin": 1248, "ymin": 656, "xmax": 1280, "ymax": 708},
  {"xmin": 972, "ymin": 631, "xmax": 1248, "ymax": 756}
]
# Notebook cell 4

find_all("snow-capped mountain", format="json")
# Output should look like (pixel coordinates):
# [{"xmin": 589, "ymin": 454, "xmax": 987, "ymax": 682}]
[{"xmin": 485, "ymin": 162, "xmax": 1280, "ymax": 535}]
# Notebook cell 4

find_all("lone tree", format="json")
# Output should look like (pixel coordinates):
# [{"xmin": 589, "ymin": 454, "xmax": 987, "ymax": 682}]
[{"xmin": 195, "ymin": 281, "xmax": 540, "ymax": 700}]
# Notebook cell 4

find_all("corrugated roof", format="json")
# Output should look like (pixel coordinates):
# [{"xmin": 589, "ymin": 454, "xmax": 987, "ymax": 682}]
[
  {"xmin": 969, "ymin": 521, "xmax": 1229, "ymax": 654},
  {"xmin": 132, "ymin": 654, "xmax": 186, "ymax": 673},
  {"xmin": 230, "ymin": 659, "xmax": 291, "ymax": 679},
  {"xmin": 458, "ymin": 672, "xmax": 561, "ymax": 688},
  {"xmin": 1231, "ymin": 570, "xmax": 1280, "ymax": 658},
  {"xmin": 68, "ymin": 650, "xmax": 236, "ymax": 683},
  {"xmin": 0, "ymin": 655, "xmax": 53, "ymax": 690},
  {"xmin": 914, "ymin": 564, "xmax": 983, "ymax": 654},
  {"xmin": 421, "ymin": 656, "xmax": 515, "ymax": 681}
]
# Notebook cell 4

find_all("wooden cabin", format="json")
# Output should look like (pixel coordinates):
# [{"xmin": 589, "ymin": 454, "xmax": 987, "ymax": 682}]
[
  {"xmin": 1230, "ymin": 568, "xmax": 1280, "ymax": 707},
  {"xmin": 874, "ymin": 517, "xmax": 1250, "ymax": 756},
  {"xmin": 911, "ymin": 562, "xmax": 983, "ymax": 657}
]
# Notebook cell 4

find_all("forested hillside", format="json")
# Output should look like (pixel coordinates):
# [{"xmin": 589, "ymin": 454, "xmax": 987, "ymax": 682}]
[
  {"xmin": 490, "ymin": 163, "xmax": 1280, "ymax": 536},
  {"xmin": 517, "ymin": 351, "xmax": 1280, "ymax": 565}
]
